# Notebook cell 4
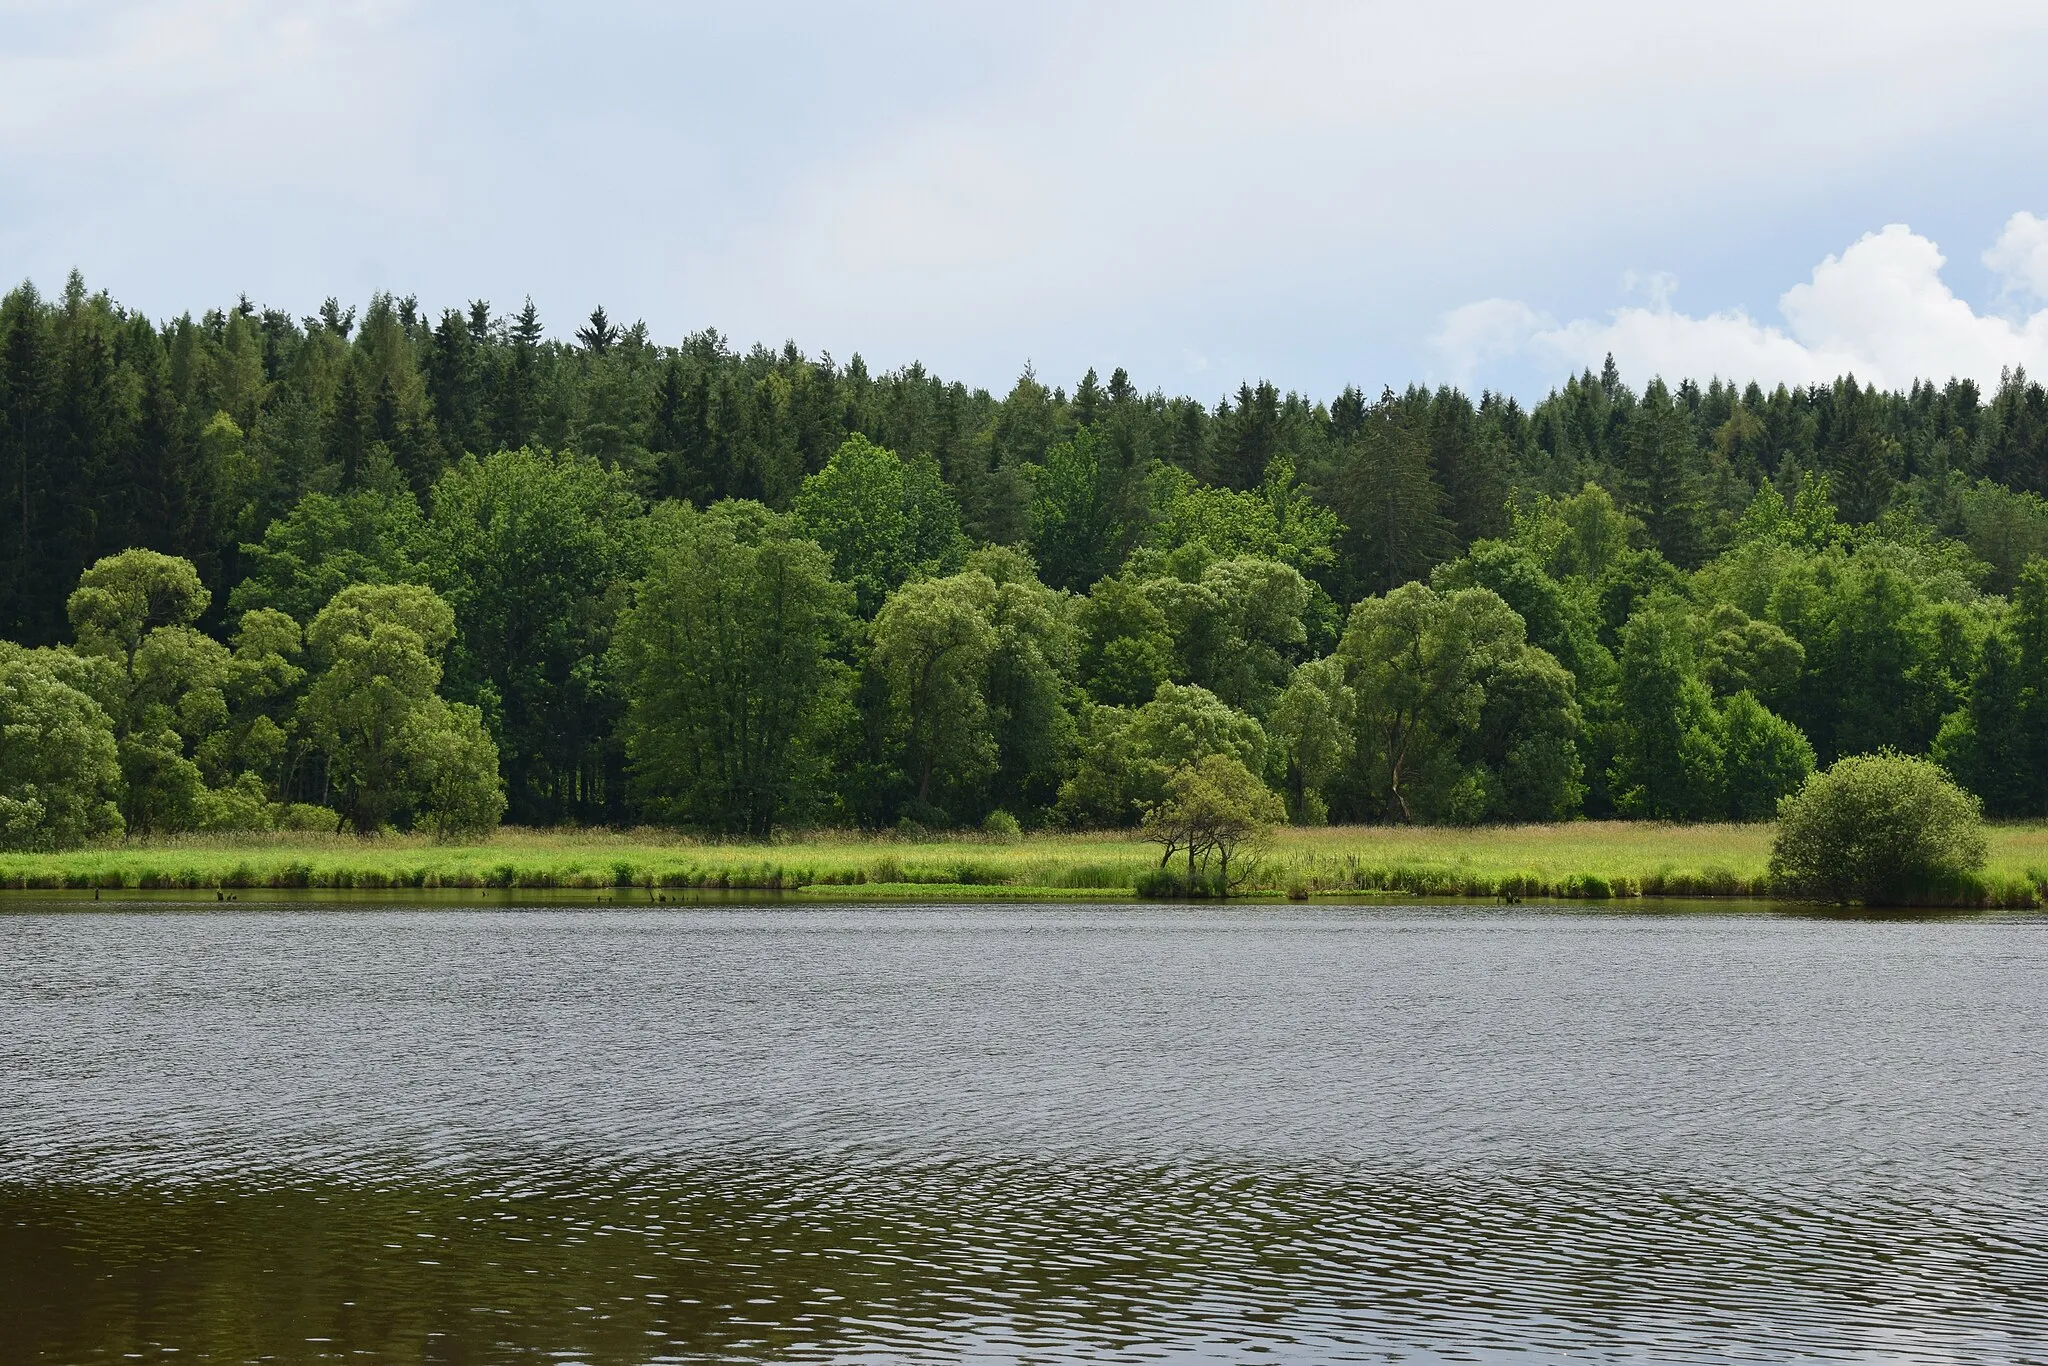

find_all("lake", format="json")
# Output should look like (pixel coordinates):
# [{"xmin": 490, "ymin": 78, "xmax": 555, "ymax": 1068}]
[{"xmin": 3, "ymin": 902, "xmax": 2045, "ymax": 1363}]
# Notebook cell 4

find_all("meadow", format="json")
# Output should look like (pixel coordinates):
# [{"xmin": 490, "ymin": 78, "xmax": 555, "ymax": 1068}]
[{"xmin": 3, "ymin": 822, "xmax": 2046, "ymax": 906}]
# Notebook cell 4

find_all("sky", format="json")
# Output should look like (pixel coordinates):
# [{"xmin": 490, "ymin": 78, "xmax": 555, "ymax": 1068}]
[{"xmin": 6, "ymin": 0, "xmax": 2048, "ymax": 404}]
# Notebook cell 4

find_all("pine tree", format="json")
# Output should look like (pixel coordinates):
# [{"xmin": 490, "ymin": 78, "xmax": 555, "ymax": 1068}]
[
  {"xmin": 494, "ymin": 298, "xmax": 543, "ymax": 451},
  {"xmin": 575, "ymin": 306, "xmax": 618, "ymax": 355},
  {"xmin": 1212, "ymin": 381, "xmax": 1280, "ymax": 489},
  {"xmin": 1620, "ymin": 379, "xmax": 1707, "ymax": 566},
  {"xmin": 1072, "ymin": 367, "xmax": 1103, "ymax": 428},
  {"xmin": 1329, "ymin": 385, "xmax": 1368, "ymax": 442},
  {"xmin": 426, "ymin": 308, "xmax": 482, "ymax": 457},
  {"xmin": 0, "ymin": 284, "xmax": 55, "ymax": 640},
  {"xmin": 327, "ymin": 366, "xmax": 368, "ymax": 489},
  {"xmin": 1317, "ymin": 390, "xmax": 1456, "ymax": 597},
  {"xmin": 1941, "ymin": 631, "xmax": 2035, "ymax": 815}
]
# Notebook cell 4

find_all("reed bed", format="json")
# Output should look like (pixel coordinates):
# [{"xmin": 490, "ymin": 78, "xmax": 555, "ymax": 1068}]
[{"xmin": 1, "ymin": 822, "xmax": 2043, "ymax": 906}]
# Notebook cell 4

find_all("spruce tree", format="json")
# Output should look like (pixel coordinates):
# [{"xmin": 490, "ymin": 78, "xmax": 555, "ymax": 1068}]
[{"xmin": 327, "ymin": 366, "xmax": 368, "ymax": 490}]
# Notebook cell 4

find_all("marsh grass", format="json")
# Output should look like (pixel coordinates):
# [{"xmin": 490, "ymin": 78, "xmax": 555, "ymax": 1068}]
[{"xmin": 3, "ymin": 821, "xmax": 2043, "ymax": 906}]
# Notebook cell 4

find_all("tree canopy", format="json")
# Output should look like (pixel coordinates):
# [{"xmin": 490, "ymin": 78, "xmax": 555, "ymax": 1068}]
[{"xmin": 5, "ymin": 274, "xmax": 2048, "ymax": 844}]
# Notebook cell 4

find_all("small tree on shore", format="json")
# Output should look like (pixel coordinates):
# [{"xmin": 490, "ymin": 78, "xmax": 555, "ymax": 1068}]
[
  {"xmin": 1770, "ymin": 752, "xmax": 1987, "ymax": 904},
  {"xmin": 1141, "ymin": 754, "xmax": 1285, "ymax": 893}
]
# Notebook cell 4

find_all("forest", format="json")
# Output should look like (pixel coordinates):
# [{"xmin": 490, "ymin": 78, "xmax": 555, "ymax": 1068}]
[{"xmin": 3, "ymin": 271, "xmax": 2048, "ymax": 848}]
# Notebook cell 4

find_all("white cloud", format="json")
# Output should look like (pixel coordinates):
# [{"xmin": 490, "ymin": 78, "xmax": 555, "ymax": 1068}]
[
  {"xmin": 7, "ymin": 2, "xmax": 2048, "ymax": 395},
  {"xmin": 1985, "ymin": 211, "xmax": 2048, "ymax": 302},
  {"xmin": 1432, "ymin": 299, "xmax": 1554, "ymax": 385},
  {"xmin": 1443, "ymin": 221, "xmax": 2048, "ymax": 393}
]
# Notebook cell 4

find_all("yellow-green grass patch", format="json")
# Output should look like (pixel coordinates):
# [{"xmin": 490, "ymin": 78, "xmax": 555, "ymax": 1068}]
[{"xmin": 0, "ymin": 822, "xmax": 2041, "ymax": 906}]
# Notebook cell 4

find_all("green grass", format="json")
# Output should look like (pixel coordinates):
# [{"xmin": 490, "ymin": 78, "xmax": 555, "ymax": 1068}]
[{"xmin": 3, "ymin": 822, "xmax": 2045, "ymax": 906}]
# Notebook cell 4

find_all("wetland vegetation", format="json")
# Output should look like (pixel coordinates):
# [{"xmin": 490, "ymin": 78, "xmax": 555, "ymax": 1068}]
[{"xmin": 4, "ymin": 820, "xmax": 2043, "ymax": 906}]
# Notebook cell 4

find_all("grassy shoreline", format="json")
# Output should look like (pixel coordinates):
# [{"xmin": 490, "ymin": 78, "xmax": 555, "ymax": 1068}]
[{"xmin": 2, "ymin": 823, "xmax": 2045, "ymax": 906}]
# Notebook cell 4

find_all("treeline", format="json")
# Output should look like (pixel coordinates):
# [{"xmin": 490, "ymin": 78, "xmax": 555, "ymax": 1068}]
[{"xmin": 2, "ymin": 273, "xmax": 2047, "ymax": 845}]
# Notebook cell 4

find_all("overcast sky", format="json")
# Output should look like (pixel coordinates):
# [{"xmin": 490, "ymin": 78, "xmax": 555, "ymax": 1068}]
[{"xmin": 6, "ymin": 0, "xmax": 2048, "ymax": 402}]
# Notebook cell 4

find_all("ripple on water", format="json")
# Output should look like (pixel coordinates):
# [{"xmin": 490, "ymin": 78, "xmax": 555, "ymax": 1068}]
[{"xmin": 2, "ymin": 904, "xmax": 2047, "ymax": 1363}]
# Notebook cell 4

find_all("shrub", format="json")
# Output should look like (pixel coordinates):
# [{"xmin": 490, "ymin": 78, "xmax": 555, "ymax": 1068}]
[
  {"xmin": 981, "ymin": 809, "xmax": 1022, "ymax": 842},
  {"xmin": 1134, "ymin": 866, "xmax": 1225, "ymax": 899},
  {"xmin": 196, "ymin": 773, "xmax": 273, "ymax": 832},
  {"xmin": 274, "ymin": 802, "xmax": 343, "ymax": 832},
  {"xmin": 1770, "ymin": 752, "xmax": 1987, "ymax": 904}
]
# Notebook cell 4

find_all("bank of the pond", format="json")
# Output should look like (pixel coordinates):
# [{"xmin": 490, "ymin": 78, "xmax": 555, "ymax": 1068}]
[{"xmin": 3, "ymin": 823, "xmax": 2046, "ymax": 906}]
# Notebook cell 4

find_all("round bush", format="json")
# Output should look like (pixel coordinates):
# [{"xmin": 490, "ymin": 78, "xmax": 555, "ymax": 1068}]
[{"xmin": 1769, "ymin": 752, "xmax": 1987, "ymax": 904}]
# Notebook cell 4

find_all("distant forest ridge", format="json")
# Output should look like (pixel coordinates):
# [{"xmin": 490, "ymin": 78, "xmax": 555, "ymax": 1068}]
[{"xmin": 5, "ymin": 275, "xmax": 2047, "ymax": 643}]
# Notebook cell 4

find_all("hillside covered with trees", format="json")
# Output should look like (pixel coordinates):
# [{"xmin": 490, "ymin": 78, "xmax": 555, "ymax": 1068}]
[{"xmin": 3, "ymin": 272, "xmax": 2047, "ymax": 846}]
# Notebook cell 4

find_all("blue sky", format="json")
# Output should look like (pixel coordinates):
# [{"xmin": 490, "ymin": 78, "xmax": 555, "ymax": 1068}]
[{"xmin": 6, "ymin": 0, "xmax": 2048, "ymax": 402}]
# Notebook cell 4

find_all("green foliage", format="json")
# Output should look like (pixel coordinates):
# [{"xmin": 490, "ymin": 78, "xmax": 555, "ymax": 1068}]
[
  {"xmin": 967, "ymin": 546, "xmax": 1077, "ymax": 820},
  {"xmin": 1433, "ymin": 539, "xmax": 1608, "ymax": 684},
  {"xmin": 1697, "ymin": 603, "xmax": 1805, "ymax": 710},
  {"xmin": 422, "ymin": 446, "xmax": 645, "ymax": 823},
  {"xmin": 1933, "ymin": 564, "xmax": 2048, "ymax": 817},
  {"xmin": 1058, "ymin": 682, "xmax": 1265, "ymax": 827},
  {"xmin": 1075, "ymin": 575, "xmax": 1174, "ymax": 706},
  {"xmin": 66, "ymin": 549, "xmax": 233, "ymax": 833},
  {"xmin": 795, "ymin": 434, "xmax": 965, "ymax": 613},
  {"xmin": 1148, "ymin": 457, "xmax": 1337, "ymax": 575},
  {"xmin": 409, "ymin": 701, "xmax": 509, "ymax": 838},
  {"xmin": 298, "ymin": 583, "xmax": 506, "ymax": 835},
  {"xmin": 195, "ymin": 771, "xmax": 273, "ymax": 832},
  {"xmin": 1268, "ymin": 655, "xmax": 1354, "ymax": 825},
  {"xmin": 1770, "ymin": 752, "xmax": 1987, "ymax": 904},
  {"xmin": 1720, "ymin": 691, "xmax": 1816, "ymax": 821},
  {"xmin": 1732, "ymin": 473, "xmax": 1848, "ymax": 553},
  {"xmin": 194, "ymin": 608, "xmax": 306, "ymax": 798},
  {"xmin": 1817, "ymin": 561, "xmax": 1961, "ymax": 760},
  {"xmin": 1618, "ymin": 379, "xmax": 1708, "ymax": 566},
  {"xmin": 0, "ymin": 644, "xmax": 123, "ymax": 849},
  {"xmin": 1336, "ymin": 582, "xmax": 1530, "ymax": 822},
  {"xmin": 1511, "ymin": 483, "xmax": 1638, "ymax": 582},
  {"xmin": 1026, "ymin": 426, "xmax": 1146, "ymax": 592},
  {"xmin": 8, "ymin": 277, "xmax": 2048, "ymax": 839},
  {"xmin": 1315, "ymin": 396, "xmax": 1456, "ymax": 596},
  {"xmin": 869, "ymin": 571, "xmax": 1000, "ymax": 821},
  {"xmin": 612, "ymin": 501, "xmax": 852, "ymax": 834},
  {"xmin": 1468, "ymin": 647, "xmax": 1586, "ymax": 822},
  {"xmin": 230, "ymin": 489, "xmax": 425, "ymax": 623},
  {"xmin": 1947, "ymin": 478, "xmax": 2048, "ymax": 592},
  {"xmin": 1609, "ymin": 601, "xmax": 1725, "ymax": 819},
  {"xmin": 1130, "ymin": 551, "xmax": 1311, "ymax": 717},
  {"xmin": 1140, "ymin": 753, "xmax": 1286, "ymax": 891},
  {"xmin": 66, "ymin": 548, "xmax": 211, "ymax": 659},
  {"xmin": 1431, "ymin": 538, "xmax": 1617, "ymax": 816},
  {"xmin": 1696, "ymin": 529, "xmax": 1988, "ymax": 766}
]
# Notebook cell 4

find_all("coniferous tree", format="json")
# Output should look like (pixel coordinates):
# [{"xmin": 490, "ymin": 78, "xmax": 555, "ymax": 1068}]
[
  {"xmin": 1316, "ymin": 391, "xmax": 1456, "ymax": 597},
  {"xmin": 1619, "ymin": 379, "xmax": 1707, "ymax": 566},
  {"xmin": 0, "ymin": 284, "xmax": 56, "ymax": 641},
  {"xmin": 1212, "ymin": 380, "xmax": 1281, "ymax": 489},
  {"xmin": 425, "ymin": 308, "xmax": 484, "ymax": 458},
  {"xmin": 575, "ymin": 306, "xmax": 618, "ymax": 355},
  {"xmin": 326, "ymin": 365, "xmax": 368, "ymax": 491}
]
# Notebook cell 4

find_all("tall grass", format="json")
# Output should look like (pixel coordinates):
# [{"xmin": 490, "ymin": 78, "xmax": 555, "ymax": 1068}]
[{"xmin": 1, "ymin": 822, "xmax": 2043, "ymax": 906}]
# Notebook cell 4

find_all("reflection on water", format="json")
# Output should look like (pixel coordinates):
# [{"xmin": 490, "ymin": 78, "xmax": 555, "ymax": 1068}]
[{"xmin": 3, "ymin": 904, "xmax": 2046, "ymax": 1363}]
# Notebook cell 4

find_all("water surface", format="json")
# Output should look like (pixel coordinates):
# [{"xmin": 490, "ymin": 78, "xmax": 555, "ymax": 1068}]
[{"xmin": 3, "ymin": 903, "xmax": 2044, "ymax": 1362}]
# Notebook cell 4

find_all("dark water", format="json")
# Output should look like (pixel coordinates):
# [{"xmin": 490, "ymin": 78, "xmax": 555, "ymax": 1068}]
[{"xmin": 3, "ymin": 903, "xmax": 2046, "ymax": 1364}]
